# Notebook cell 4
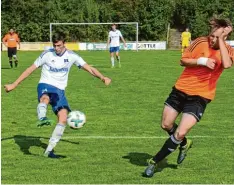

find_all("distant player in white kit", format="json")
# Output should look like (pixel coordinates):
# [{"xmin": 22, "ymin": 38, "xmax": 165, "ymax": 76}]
[
  {"xmin": 107, "ymin": 24, "xmax": 127, "ymax": 68},
  {"xmin": 4, "ymin": 33, "xmax": 111, "ymax": 158}
]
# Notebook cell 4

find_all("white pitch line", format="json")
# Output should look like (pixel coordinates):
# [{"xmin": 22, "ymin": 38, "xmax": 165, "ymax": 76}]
[{"xmin": 62, "ymin": 135, "xmax": 234, "ymax": 139}]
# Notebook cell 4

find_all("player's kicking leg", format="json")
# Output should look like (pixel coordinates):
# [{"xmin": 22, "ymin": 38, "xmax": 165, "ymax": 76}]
[
  {"xmin": 37, "ymin": 94, "xmax": 55, "ymax": 127},
  {"xmin": 44, "ymin": 109, "xmax": 68, "ymax": 158}
]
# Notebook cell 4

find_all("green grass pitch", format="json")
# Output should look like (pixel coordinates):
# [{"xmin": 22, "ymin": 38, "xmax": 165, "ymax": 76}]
[{"xmin": 1, "ymin": 50, "xmax": 234, "ymax": 184}]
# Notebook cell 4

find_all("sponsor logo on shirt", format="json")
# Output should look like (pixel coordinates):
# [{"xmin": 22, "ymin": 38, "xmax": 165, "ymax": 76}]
[{"xmin": 49, "ymin": 66, "xmax": 68, "ymax": 72}]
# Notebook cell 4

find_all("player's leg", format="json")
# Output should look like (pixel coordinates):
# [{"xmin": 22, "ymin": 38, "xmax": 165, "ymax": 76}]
[
  {"xmin": 37, "ymin": 94, "xmax": 55, "ymax": 127},
  {"xmin": 36, "ymin": 83, "xmax": 55, "ymax": 127},
  {"xmin": 115, "ymin": 47, "xmax": 121, "ymax": 68},
  {"xmin": 144, "ymin": 87, "xmax": 191, "ymax": 177},
  {"xmin": 144, "ymin": 87, "xmax": 183, "ymax": 177},
  {"xmin": 177, "ymin": 96, "xmax": 210, "ymax": 164},
  {"xmin": 44, "ymin": 89, "xmax": 71, "ymax": 158},
  {"xmin": 109, "ymin": 47, "xmax": 115, "ymax": 68},
  {"xmin": 181, "ymin": 44, "xmax": 185, "ymax": 53},
  {"xmin": 8, "ymin": 48, "xmax": 13, "ymax": 68},
  {"xmin": 44, "ymin": 108, "xmax": 68, "ymax": 158},
  {"xmin": 161, "ymin": 105, "xmax": 179, "ymax": 134},
  {"xmin": 12, "ymin": 47, "xmax": 18, "ymax": 67},
  {"xmin": 145, "ymin": 113, "xmax": 197, "ymax": 178}
]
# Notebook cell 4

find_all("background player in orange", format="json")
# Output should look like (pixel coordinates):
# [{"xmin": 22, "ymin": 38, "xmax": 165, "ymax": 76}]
[
  {"xmin": 2, "ymin": 28, "xmax": 20, "ymax": 68},
  {"xmin": 144, "ymin": 18, "xmax": 233, "ymax": 177},
  {"xmin": 181, "ymin": 28, "xmax": 191, "ymax": 53}
]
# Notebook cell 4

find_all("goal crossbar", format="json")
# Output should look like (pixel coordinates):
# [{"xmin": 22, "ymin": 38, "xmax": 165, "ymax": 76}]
[{"xmin": 50, "ymin": 22, "xmax": 139, "ymax": 51}]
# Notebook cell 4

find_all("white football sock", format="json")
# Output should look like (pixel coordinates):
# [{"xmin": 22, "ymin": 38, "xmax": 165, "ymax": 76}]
[
  {"xmin": 111, "ymin": 57, "xmax": 115, "ymax": 66},
  {"xmin": 37, "ymin": 102, "xmax": 47, "ymax": 120},
  {"xmin": 45, "ymin": 123, "xmax": 66, "ymax": 153}
]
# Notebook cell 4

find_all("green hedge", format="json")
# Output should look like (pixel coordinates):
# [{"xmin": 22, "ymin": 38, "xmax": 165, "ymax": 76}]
[{"xmin": 1, "ymin": 0, "xmax": 233, "ymax": 41}]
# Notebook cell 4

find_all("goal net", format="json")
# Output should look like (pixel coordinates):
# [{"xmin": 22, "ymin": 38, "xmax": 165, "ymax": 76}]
[{"xmin": 49, "ymin": 22, "xmax": 139, "ymax": 51}]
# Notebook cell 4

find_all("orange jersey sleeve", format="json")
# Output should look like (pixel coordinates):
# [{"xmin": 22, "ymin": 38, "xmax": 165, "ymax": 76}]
[{"xmin": 175, "ymin": 37, "xmax": 228, "ymax": 100}]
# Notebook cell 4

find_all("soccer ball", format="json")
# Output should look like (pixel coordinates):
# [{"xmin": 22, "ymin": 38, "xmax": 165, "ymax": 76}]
[{"xmin": 67, "ymin": 110, "xmax": 86, "ymax": 129}]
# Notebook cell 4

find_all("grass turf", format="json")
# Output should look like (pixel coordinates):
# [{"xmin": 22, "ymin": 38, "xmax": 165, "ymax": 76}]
[{"xmin": 1, "ymin": 50, "xmax": 234, "ymax": 184}]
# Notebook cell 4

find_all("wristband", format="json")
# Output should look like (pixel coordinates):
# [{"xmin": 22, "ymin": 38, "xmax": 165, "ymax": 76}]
[{"xmin": 197, "ymin": 57, "xmax": 208, "ymax": 66}]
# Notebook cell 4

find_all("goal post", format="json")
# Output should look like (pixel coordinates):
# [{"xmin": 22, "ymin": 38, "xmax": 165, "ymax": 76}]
[{"xmin": 49, "ymin": 22, "xmax": 139, "ymax": 51}]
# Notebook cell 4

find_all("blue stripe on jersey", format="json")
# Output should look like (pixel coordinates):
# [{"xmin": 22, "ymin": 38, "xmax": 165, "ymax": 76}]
[
  {"xmin": 67, "ymin": 50, "xmax": 83, "ymax": 69},
  {"xmin": 40, "ymin": 48, "xmax": 54, "ymax": 58},
  {"xmin": 67, "ymin": 50, "xmax": 80, "ymax": 56}
]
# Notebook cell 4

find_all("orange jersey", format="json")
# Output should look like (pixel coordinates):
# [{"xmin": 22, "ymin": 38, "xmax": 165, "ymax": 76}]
[
  {"xmin": 2, "ymin": 33, "xmax": 19, "ymax": 48},
  {"xmin": 175, "ymin": 37, "xmax": 234, "ymax": 100}
]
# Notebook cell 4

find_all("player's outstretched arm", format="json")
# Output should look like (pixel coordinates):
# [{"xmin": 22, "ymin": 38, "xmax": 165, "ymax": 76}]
[
  {"xmin": 82, "ymin": 64, "xmax": 111, "ymax": 85},
  {"xmin": 4, "ymin": 64, "xmax": 38, "ymax": 92}
]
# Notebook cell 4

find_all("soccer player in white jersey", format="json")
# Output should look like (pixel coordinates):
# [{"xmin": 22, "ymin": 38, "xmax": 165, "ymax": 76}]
[
  {"xmin": 107, "ymin": 24, "xmax": 127, "ymax": 68},
  {"xmin": 4, "ymin": 33, "xmax": 111, "ymax": 158}
]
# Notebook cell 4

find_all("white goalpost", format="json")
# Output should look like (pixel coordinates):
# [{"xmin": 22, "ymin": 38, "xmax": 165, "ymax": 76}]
[{"xmin": 49, "ymin": 22, "xmax": 139, "ymax": 51}]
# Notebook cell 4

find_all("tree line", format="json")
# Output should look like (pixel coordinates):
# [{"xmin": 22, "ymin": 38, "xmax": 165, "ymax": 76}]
[{"xmin": 1, "ymin": 0, "xmax": 234, "ymax": 42}]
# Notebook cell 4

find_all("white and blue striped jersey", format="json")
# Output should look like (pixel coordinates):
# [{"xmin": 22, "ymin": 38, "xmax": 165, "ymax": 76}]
[
  {"xmin": 108, "ymin": 30, "xmax": 123, "ymax": 47},
  {"xmin": 34, "ymin": 49, "xmax": 86, "ymax": 90}
]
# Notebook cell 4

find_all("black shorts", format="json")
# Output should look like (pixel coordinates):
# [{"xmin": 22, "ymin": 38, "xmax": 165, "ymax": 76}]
[
  {"xmin": 8, "ymin": 47, "xmax": 17, "ymax": 58},
  {"xmin": 165, "ymin": 87, "xmax": 211, "ymax": 121}
]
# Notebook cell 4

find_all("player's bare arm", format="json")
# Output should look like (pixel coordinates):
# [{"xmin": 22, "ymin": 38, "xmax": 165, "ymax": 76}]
[
  {"xmin": 2, "ymin": 38, "xmax": 7, "ymax": 47},
  {"xmin": 82, "ymin": 64, "xmax": 111, "ymax": 85},
  {"xmin": 180, "ymin": 58, "xmax": 216, "ymax": 70},
  {"xmin": 121, "ymin": 36, "xmax": 127, "ymax": 47},
  {"xmin": 106, "ymin": 38, "xmax": 110, "ymax": 49},
  {"xmin": 18, "ymin": 39, "xmax": 21, "ymax": 49},
  {"xmin": 4, "ymin": 64, "xmax": 37, "ymax": 92},
  {"xmin": 219, "ymin": 26, "xmax": 233, "ymax": 69}
]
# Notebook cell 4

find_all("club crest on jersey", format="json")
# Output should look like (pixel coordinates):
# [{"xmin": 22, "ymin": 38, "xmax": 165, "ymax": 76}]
[{"xmin": 64, "ymin": 59, "xmax": 69, "ymax": 63}]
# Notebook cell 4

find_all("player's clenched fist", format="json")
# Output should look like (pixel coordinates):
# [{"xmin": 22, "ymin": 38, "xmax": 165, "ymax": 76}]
[
  {"xmin": 206, "ymin": 58, "xmax": 216, "ymax": 70},
  {"xmin": 4, "ymin": 83, "xmax": 16, "ymax": 92},
  {"xmin": 102, "ymin": 77, "xmax": 111, "ymax": 86}
]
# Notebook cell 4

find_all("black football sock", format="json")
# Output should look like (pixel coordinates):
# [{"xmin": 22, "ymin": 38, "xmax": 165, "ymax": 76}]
[
  {"xmin": 166, "ymin": 123, "xmax": 187, "ymax": 147},
  {"xmin": 153, "ymin": 134, "xmax": 182, "ymax": 163},
  {"xmin": 180, "ymin": 137, "xmax": 187, "ymax": 148},
  {"xmin": 167, "ymin": 123, "xmax": 178, "ymax": 135},
  {"xmin": 9, "ymin": 60, "xmax": 13, "ymax": 68},
  {"xmin": 14, "ymin": 60, "xmax": 18, "ymax": 67}
]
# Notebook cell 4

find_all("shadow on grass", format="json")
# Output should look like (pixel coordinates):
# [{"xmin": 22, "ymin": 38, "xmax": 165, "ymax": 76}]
[
  {"xmin": 1, "ymin": 135, "xmax": 79, "ymax": 157},
  {"xmin": 1, "ymin": 67, "xmax": 11, "ymax": 69},
  {"xmin": 123, "ymin": 152, "xmax": 177, "ymax": 176}
]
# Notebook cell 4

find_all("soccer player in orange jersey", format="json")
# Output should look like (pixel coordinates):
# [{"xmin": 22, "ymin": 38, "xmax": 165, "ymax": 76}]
[
  {"xmin": 2, "ymin": 28, "xmax": 20, "ymax": 68},
  {"xmin": 144, "ymin": 18, "xmax": 234, "ymax": 177}
]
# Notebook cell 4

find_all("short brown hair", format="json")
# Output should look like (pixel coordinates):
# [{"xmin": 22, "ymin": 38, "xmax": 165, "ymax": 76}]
[{"xmin": 52, "ymin": 32, "xmax": 66, "ymax": 43}]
